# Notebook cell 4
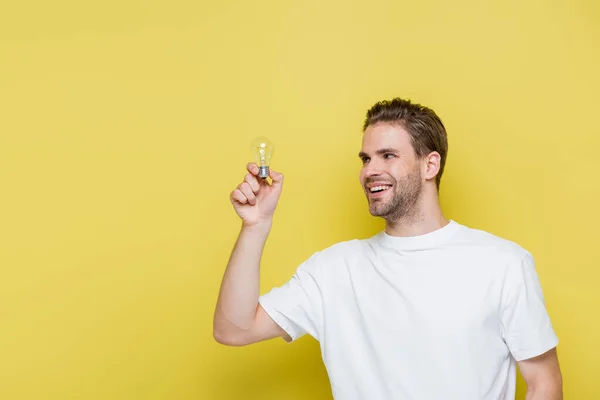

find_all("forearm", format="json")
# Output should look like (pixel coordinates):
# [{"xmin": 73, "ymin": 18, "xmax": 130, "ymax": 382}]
[
  {"xmin": 525, "ymin": 382, "xmax": 563, "ymax": 400},
  {"xmin": 214, "ymin": 221, "xmax": 271, "ymax": 333}
]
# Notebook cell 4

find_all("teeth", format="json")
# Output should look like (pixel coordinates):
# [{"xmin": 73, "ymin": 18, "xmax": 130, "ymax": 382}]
[{"xmin": 369, "ymin": 185, "xmax": 391, "ymax": 193}]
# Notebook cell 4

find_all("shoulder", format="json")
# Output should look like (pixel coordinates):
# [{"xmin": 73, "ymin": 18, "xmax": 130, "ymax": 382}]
[
  {"xmin": 296, "ymin": 236, "xmax": 375, "ymax": 274},
  {"xmin": 454, "ymin": 222, "xmax": 531, "ymax": 263},
  {"xmin": 452, "ymin": 223, "xmax": 543, "ymax": 291},
  {"xmin": 317, "ymin": 237, "xmax": 373, "ymax": 257}
]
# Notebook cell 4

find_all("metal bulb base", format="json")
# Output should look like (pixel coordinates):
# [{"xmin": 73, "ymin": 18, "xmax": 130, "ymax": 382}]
[{"xmin": 259, "ymin": 166, "xmax": 269, "ymax": 179}]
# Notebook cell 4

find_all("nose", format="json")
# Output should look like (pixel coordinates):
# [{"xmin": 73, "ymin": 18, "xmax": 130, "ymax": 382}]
[{"xmin": 363, "ymin": 158, "xmax": 384, "ymax": 177}]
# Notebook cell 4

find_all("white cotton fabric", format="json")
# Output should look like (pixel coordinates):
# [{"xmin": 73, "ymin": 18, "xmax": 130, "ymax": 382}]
[{"xmin": 258, "ymin": 220, "xmax": 558, "ymax": 400}]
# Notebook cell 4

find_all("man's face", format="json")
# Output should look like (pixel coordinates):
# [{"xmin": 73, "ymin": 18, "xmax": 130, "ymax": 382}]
[{"xmin": 359, "ymin": 123, "xmax": 423, "ymax": 221}]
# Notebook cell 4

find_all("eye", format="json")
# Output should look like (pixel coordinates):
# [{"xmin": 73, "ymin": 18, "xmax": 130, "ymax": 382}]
[
  {"xmin": 384, "ymin": 153, "xmax": 396, "ymax": 159},
  {"xmin": 361, "ymin": 156, "xmax": 370, "ymax": 164}
]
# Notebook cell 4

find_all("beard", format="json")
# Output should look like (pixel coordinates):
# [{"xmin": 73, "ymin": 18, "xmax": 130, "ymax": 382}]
[{"xmin": 366, "ymin": 168, "xmax": 423, "ymax": 223}]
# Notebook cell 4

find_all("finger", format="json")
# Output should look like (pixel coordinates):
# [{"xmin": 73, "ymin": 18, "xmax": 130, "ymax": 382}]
[
  {"xmin": 269, "ymin": 169, "xmax": 284, "ymax": 187},
  {"xmin": 231, "ymin": 189, "xmax": 247, "ymax": 204},
  {"xmin": 244, "ymin": 173, "xmax": 260, "ymax": 194},
  {"xmin": 246, "ymin": 163, "xmax": 259, "ymax": 176},
  {"xmin": 239, "ymin": 182, "xmax": 256, "ymax": 206}
]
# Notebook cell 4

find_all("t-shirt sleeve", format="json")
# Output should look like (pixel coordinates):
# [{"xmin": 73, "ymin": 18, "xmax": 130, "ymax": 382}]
[
  {"xmin": 258, "ymin": 253, "xmax": 324, "ymax": 343},
  {"xmin": 500, "ymin": 252, "xmax": 559, "ymax": 361}
]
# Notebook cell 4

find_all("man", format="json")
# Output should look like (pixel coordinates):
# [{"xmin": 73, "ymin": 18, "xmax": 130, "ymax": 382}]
[{"xmin": 213, "ymin": 98, "xmax": 563, "ymax": 399}]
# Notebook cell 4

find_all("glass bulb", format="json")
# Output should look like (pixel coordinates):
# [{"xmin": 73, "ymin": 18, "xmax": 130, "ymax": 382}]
[{"xmin": 250, "ymin": 136, "xmax": 275, "ymax": 179}]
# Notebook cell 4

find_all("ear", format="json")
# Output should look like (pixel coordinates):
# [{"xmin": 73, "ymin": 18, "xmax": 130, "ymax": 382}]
[{"xmin": 423, "ymin": 151, "xmax": 441, "ymax": 182}]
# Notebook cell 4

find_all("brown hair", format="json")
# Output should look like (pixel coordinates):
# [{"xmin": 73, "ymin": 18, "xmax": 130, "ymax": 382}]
[{"xmin": 363, "ymin": 98, "xmax": 448, "ymax": 190}]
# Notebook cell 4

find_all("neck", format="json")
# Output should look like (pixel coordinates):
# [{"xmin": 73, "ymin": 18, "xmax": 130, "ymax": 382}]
[{"xmin": 384, "ymin": 187, "xmax": 449, "ymax": 237}]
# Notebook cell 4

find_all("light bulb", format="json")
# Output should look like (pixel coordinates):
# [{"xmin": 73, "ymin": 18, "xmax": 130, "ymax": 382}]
[{"xmin": 250, "ymin": 136, "xmax": 275, "ymax": 179}]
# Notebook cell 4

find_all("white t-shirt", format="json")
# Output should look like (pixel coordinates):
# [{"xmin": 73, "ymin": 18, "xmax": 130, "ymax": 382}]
[{"xmin": 258, "ymin": 220, "xmax": 559, "ymax": 400}]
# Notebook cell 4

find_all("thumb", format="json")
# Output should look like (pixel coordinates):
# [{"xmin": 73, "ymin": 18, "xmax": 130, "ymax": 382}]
[{"xmin": 269, "ymin": 168, "xmax": 284, "ymax": 188}]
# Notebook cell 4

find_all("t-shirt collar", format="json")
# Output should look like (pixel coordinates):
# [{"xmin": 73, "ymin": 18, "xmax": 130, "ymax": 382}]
[{"xmin": 376, "ymin": 219, "xmax": 461, "ymax": 251}]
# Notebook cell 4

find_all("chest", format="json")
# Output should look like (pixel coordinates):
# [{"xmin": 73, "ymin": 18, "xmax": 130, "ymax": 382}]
[{"xmin": 323, "ymin": 251, "xmax": 505, "ymax": 338}]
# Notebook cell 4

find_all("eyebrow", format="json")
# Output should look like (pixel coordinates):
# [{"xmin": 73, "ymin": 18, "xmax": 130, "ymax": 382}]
[{"xmin": 358, "ymin": 148, "xmax": 400, "ymax": 159}]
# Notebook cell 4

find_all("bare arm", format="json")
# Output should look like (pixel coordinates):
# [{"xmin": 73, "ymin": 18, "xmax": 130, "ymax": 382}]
[
  {"xmin": 213, "ymin": 163, "xmax": 289, "ymax": 346},
  {"xmin": 518, "ymin": 347, "xmax": 563, "ymax": 400},
  {"xmin": 213, "ymin": 222, "xmax": 290, "ymax": 345}
]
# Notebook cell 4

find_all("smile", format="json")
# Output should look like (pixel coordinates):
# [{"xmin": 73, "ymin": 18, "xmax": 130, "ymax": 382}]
[{"xmin": 369, "ymin": 185, "xmax": 392, "ymax": 193}]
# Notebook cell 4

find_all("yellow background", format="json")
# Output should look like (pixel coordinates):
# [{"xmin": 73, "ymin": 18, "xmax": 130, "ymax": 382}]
[{"xmin": 1, "ymin": 0, "xmax": 599, "ymax": 399}]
